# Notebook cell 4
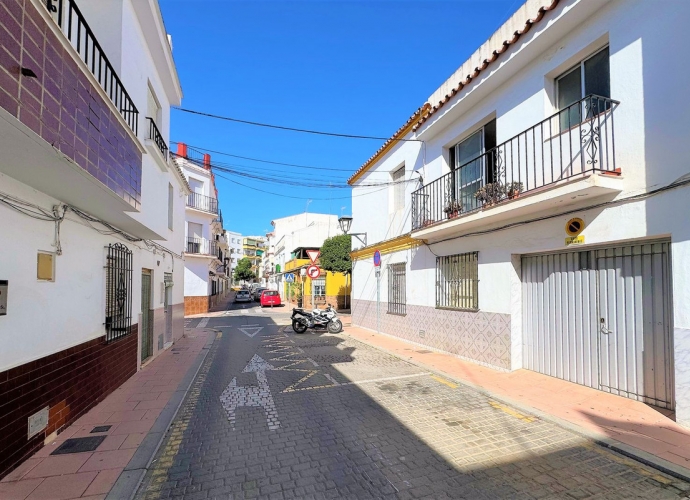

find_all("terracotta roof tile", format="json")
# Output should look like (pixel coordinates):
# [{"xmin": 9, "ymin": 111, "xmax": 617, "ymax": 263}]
[{"xmin": 348, "ymin": 0, "xmax": 560, "ymax": 185}]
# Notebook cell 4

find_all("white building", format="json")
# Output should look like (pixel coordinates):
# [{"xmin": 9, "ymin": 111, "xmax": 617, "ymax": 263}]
[
  {"xmin": 176, "ymin": 144, "xmax": 230, "ymax": 314},
  {"xmin": 350, "ymin": 0, "xmax": 690, "ymax": 428},
  {"xmin": 225, "ymin": 229, "xmax": 243, "ymax": 283},
  {"xmin": 269, "ymin": 213, "xmax": 341, "ymax": 296},
  {"xmin": 0, "ymin": 0, "xmax": 186, "ymax": 477}
]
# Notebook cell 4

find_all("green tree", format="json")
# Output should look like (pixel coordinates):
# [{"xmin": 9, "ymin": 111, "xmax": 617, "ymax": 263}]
[
  {"xmin": 234, "ymin": 257, "xmax": 256, "ymax": 282},
  {"xmin": 319, "ymin": 234, "xmax": 352, "ymax": 274}
]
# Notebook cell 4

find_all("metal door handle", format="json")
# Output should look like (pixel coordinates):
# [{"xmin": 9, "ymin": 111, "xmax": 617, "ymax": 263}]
[{"xmin": 600, "ymin": 318, "xmax": 612, "ymax": 335}]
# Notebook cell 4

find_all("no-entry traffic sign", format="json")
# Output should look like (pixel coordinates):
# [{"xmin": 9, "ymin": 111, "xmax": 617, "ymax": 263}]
[{"xmin": 306, "ymin": 265, "xmax": 321, "ymax": 279}]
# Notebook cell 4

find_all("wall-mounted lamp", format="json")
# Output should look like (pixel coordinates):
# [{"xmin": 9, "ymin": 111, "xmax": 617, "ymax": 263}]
[{"xmin": 338, "ymin": 216, "xmax": 367, "ymax": 247}]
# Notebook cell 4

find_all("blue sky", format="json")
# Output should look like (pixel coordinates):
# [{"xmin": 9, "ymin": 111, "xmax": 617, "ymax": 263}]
[{"xmin": 160, "ymin": 0, "xmax": 520, "ymax": 236}]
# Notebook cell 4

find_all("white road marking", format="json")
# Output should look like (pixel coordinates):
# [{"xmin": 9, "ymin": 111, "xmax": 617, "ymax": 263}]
[
  {"xmin": 198, "ymin": 317, "xmax": 210, "ymax": 328},
  {"xmin": 343, "ymin": 372, "xmax": 429, "ymax": 387},
  {"xmin": 306, "ymin": 357, "xmax": 319, "ymax": 367},
  {"xmin": 238, "ymin": 326, "xmax": 263, "ymax": 338},
  {"xmin": 296, "ymin": 347, "xmax": 305, "ymax": 354},
  {"xmin": 241, "ymin": 310, "xmax": 248, "ymax": 315},
  {"xmin": 324, "ymin": 374, "xmax": 340, "ymax": 386},
  {"xmin": 220, "ymin": 355, "xmax": 280, "ymax": 431}
]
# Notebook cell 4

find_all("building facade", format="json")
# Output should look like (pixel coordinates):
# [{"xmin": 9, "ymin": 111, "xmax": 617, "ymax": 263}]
[
  {"xmin": 350, "ymin": 0, "xmax": 690, "ymax": 427},
  {"xmin": 242, "ymin": 236, "xmax": 265, "ymax": 281},
  {"xmin": 225, "ymin": 229, "xmax": 243, "ymax": 284},
  {"xmin": 0, "ymin": 0, "xmax": 186, "ymax": 478},
  {"xmin": 176, "ymin": 144, "xmax": 230, "ymax": 315},
  {"xmin": 283, "ymin": 248, "xmax": 351, "ymax": 310}
]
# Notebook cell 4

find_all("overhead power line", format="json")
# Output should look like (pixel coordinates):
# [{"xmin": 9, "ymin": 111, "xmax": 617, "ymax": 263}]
[{"xmin": 173, "ymin": 108, "xmax": 423, "ymax": 142}]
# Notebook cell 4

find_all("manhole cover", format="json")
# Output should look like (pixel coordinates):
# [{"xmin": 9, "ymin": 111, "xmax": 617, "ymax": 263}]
[
  {"xmin": 91, "ymin": 425, "xmax": 112, "ymax": 433},
  {"xmin": 50, "ymin": 436, "xmax": 106, "ymax": 455}
]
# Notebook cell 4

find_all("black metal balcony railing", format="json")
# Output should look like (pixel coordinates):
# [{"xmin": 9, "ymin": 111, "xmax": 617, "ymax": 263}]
[
  {"xmin": 212, "ymin": 209, "xmax": 223, "ymax": 227},
  {"xmin": 186, "ymin": 192, "xmax": 218, "ymax": 214},
  {"xmin": 146, "ymin": 118, "xmax": 168, "ymax": 160},
  {"xmin": 412, "ymin": 95, "xmax": 619, "ymax": 230},
  {"xmin": 45, "ymin": 0, "xmax": 139, "ymax": 135},
  {"xmin": 186, "ymin": 237, "xmax": 218, "ymax": 256}
]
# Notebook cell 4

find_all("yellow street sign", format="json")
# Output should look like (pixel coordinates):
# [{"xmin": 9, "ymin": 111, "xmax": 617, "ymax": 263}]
[
  {"xmin": 565, "ymin": 217, "xmax": 585, "ymax": 236},
  {"xmin": 565, "ymin": 235, "xmax": 585, "ymax": 245}
]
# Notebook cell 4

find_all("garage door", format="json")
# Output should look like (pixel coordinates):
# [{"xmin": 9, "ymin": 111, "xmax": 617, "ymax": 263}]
[{"xmin": 522, "ymin": 241, "xmax": 674, "ymax": 409}]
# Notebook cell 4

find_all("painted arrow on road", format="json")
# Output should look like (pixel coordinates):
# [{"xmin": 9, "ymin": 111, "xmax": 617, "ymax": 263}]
[{"xmin": 219, "ymin": 354, "xmax": 280, "ymax": 430}]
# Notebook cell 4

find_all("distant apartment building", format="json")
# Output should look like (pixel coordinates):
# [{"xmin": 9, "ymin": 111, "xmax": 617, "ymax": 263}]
[
  {"xmin": 225, "ymin": 230, "xmax": 243, "ymax": 283},
  {"xmin": 242, "ymin": 236, "xmax": 265, "ymax": 281},
  {"xmin": 0, "ymin": 0, "xmax": 186, "ymax": 478},
  {"xmin": 175, "ymin": 144, "xmax": 230, "ymax": 314}
]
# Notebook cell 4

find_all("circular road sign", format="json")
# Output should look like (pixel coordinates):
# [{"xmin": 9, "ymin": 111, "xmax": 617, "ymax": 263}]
[
  {"xmin": 373, "ymin": 250, "xmax": 381, "ymax": 267},
  {"xmin": 306, "ymin": 265, "xmax": 321, "ymax": 279},
  {"xmin": 565, "ymin": 217, "xmax": 585, "ymax": 236}
]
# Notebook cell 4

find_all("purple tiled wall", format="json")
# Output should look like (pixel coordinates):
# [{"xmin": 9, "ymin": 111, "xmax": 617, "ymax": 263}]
[{"xmin": 0, "ymin": 0, "xmax": 142, "ymax": 208}]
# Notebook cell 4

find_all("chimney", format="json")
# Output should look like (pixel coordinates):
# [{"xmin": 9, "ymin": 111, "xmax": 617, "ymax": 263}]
[
  {"xmin": 176, "ymin": 142, "xmax": 187, "ymax": 158},
  {"xmin": 203, "ymin": 153, "xmax": 211, "ymax": 170}
]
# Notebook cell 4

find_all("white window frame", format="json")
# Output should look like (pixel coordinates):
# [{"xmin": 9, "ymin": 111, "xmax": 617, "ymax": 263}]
[{"xmin": 391, "ymin": 165, "xmax": 405, "ymax": 212}]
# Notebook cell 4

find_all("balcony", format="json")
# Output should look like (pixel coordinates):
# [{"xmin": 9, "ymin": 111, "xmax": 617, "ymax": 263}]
[
  {"xmin": 186, "ymin": 237, "xmax": 218, "ymax": 257},
  {"xmin": 412, "ymin": 95, "xmax": 622, "ymax": 239},
  {"xmin": 45, "ymin": 0, "xmax": 138, "ymax": 134},
  {"xmin": 186, "ymin": 192, "xmax": 218, "ymax": 214},
  {"xmin": 212, "ymin": 209, "xmax": 224, "ymax": 228},
  {"xmin": 147, "ymin": 117, "xmax": 168, "ymax": 161}
]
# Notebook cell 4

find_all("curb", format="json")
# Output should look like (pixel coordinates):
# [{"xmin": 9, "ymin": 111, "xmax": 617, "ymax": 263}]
[
  {"xmin": 342, "ymin": 328, "xmax": 690, "ymax": 484},
  {"xmin": 106, "ymin": 330, "xmax": 217, "ymax": 500}
]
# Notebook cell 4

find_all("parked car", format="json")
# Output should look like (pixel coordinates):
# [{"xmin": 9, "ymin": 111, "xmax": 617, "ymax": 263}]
[
  {"xmin": 260, "ymin": 290, "xmax": 282, "ymax": 307},
  {"xmin": 252, "ymin": 288, "xmax": 267, "ymax": 301},
  {"xmin": 235, "ymin": 290, "xmax": 252, "ymax": 303}
]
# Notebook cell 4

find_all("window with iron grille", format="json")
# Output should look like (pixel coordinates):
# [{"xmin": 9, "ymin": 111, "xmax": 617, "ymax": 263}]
[
  {"xmin": 436, "ymin": 252, "xmax": 478, "ymax": 311},
  {"xmin": 105, "ymin": 243, "xmax": 133, "ymax": 342},
  {"xmin": 312, "ymin": 277, "xmax": 326, "ymax": 297},
  {"xmin": 387, "ymin": 263, "xmax": 406, "ymax": 315}
]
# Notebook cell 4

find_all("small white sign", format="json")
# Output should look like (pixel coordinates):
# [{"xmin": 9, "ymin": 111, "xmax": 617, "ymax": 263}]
[{"xmin": 28, "ymin": 407, "xmax": 49, "ymax": 439}]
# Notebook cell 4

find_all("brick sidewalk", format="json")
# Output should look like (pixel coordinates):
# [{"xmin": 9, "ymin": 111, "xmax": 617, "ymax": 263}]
[
  {"xmin": 0, "ymin": 329, "xmax": 213, "ymax": 500},
  {"xmin": 344, "ymin": 325, "xmax": 690, "ymax": 478}
]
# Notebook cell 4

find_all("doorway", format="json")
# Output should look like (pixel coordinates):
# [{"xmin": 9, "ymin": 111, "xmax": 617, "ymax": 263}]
[{"xmin": 141, "ymin": 269, "xmax": 153, "ymax": 362}]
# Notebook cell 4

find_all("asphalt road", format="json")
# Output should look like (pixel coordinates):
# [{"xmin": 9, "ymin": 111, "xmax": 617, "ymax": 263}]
[{"xmin": 138, "ymin": 299, "xmax": 690, "ymax": 499}]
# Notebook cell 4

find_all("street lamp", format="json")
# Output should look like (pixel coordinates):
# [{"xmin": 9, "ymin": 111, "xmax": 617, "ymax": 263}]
[{"xmin": 338, "ymin": 215, "xmax": 367, "ymax": 247}]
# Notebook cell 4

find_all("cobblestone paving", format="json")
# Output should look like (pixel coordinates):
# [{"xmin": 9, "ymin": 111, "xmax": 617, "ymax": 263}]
[{"xmin": 136, "ymin": 309, "xmax": 690, "ymax": 499}]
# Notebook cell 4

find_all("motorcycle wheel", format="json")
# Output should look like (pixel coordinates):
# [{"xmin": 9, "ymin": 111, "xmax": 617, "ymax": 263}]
[
  {"xmin": 292, "ymin": 319, "xmax": 308, "ymax": 334},
  {"xmin": 327, "ymin": 319, "xmax": 343, "ymax": 334}
]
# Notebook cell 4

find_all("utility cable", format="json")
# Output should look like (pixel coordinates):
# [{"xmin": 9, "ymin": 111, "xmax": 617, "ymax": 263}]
[
  {"xmin": 174, "ymin": 108, "xmax": 423, "ymax": 142},
  {"xmin": 425, "ymin": 175, "xmax": 690, "ymax": 248}
]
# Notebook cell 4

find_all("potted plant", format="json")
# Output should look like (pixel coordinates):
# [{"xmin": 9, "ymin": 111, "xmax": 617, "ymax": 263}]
[
  {"xmin": 474, "ymin": 182, "xmax": 506, "ymax": 207},
  {"xmin": 443, "ymin": 200, "xmax": 463, "ymax": 219},
  {"xmin": 506, "ymin": 182, "xmax": 524, "ymax": 200}
]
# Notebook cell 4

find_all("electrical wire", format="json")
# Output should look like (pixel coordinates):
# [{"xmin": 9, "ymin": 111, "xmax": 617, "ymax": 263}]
[
  {"xmin": 425, "ymin": 175, "xmax": 690, "ymax": 248},
  {"xmin": 174, "ymin": 108, "xmax": 423, "ymax": 142}
]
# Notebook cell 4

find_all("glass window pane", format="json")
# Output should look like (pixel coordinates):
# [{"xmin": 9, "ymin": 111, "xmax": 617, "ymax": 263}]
[
  {"xmin": 584, "ymin": 47, "xmax": 610, "ymax": 99},
  {"xmin": 558, "ymin": 67, "xmax": 582, "ymax": 130}
]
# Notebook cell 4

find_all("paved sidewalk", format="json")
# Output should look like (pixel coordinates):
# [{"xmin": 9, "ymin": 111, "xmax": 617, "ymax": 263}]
[
  {"xmin": 0, "ymin": 329, "xmax": 213, "ymax": 500},
  {"xmin": 344, "ymin": 325, "xmax": 690, "ymax": 479}
]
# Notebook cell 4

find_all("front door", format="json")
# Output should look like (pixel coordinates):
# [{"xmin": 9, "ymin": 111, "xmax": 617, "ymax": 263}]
[
  {"xmin": 164, "ymin": 273, "xmax": 173, "ymax": 344},
  {"xmin": 141, "ymin": 270, "xmax": 153, "ymax": 362}
]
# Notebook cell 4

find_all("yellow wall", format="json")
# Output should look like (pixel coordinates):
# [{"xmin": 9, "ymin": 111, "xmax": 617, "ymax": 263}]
[{"xmin": 282, "ymin": 259, "xmax": 350, "ymax": 299}]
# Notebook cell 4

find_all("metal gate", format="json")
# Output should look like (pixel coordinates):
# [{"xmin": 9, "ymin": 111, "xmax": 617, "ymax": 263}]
[
  {"xmin": 141, "ymin": 270, "xmax": 153, "ymax": 361},
  {"xmin": 522, "ymin": 241, "xmax": 674, "ymax": 409}
]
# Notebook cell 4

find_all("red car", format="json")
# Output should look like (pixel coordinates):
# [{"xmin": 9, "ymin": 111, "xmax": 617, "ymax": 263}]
[{"xmin": 260, "ymin": 290, "xmax": 282, "ymax": 307}]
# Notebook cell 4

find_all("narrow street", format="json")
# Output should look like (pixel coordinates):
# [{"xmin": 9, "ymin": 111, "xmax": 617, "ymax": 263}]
[{"xmin": 135, "ymin": 301, "xmax": 689, "ymax": 499}]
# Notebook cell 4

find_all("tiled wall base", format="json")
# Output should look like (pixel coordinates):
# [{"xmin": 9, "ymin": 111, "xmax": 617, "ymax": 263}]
[
  {"xmin": 184, "ymin": 295, "xmax": 210, "ymax": 315},
  {"xmin": 0, "ymin": 326, "xmax": 138, "ymax": 479},
  {"xmin": 352, "ymin": 299, "xmax": 511, "ymax": 370},
  {"xmin": 172, "ymin": 303, "xmax": 185, "ymax": 342}
]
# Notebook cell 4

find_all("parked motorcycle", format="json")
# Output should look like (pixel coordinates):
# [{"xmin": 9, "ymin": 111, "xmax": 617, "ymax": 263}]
[{"xmin": 291, "ymin": 304, "xmax": 343, "ymax": 334}]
